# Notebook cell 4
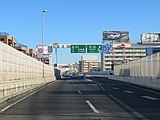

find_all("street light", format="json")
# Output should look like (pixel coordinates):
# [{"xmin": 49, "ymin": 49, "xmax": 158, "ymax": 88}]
[
  {"xmin": 42, "ymin": 9, "xmax": 47, "ymax": 52},
  {"xmin": 42, "ymin": 9, "xmax": 47, "ymax": 78}
]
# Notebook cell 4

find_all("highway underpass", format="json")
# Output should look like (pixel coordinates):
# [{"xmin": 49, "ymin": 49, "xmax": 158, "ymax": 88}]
[{"xmin": 0, "ymin": 77, "xmax": 160, "ymax": 120}]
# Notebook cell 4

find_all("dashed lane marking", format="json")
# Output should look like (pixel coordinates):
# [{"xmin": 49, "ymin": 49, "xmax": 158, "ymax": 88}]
[
  {"xmin": 108, "ymin": 95, "xmax": 147, "ymax": 119},
  {"xmin": 86, "ymin": 100, "xmax": 99, "ymax": 113},
  {"xmin": 72, "ymin": 80, "xmax": 77, "ymax": 87},
  {"xmin": 113, "ymin": 87, "xmax": 119, "ymax": 90},
  {"xmin": 99, "ymin": 84, "xmax": 105, "ymax": 91},
  {"xmin": 141, "ymin": 96, "xmax": 159, "ymax": 101},
  {"xmin": 77, "ymin": 90, "xmax": 82, "ymax": 94},
  {"xmin": 124, "ymin": 90, "xmax": 134, "ymax": 94},
  {"xmin": 85, "ymin": 79, "xmax": 93, "ymax": 82}
]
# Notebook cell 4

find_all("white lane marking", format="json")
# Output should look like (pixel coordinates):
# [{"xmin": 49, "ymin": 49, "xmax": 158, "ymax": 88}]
[
  {"xmin": 77, "ymin": 90, "xmax": 82, "ymax": 94},
  {"xmin": 0, "ymin": 82, "xmax": 55, "ymax": 113},
  {"xmin": 85, "ymin": 79, "xmax": 93, "ymax": 82},
  {"xmin": 86, "ymin": 100, "xmax": 99, "ymax": 113},
  {"xmin": 141, "ymin": 96, "xmax": 159, "ymax": 100},
  {"xmin": 124, "ymin": 91, "xmax": 134, "ymax": 94},
  {"xmin": 99, "ymin": 85, "xmax": 105, "ymax": 91},
  {"xmin": 129, "ymin": 84, "xmax": 160, "ymax": 95},
  {"xmin": 72, "ymin": 80, "xmax": 74, "ymax": 85},
  {"xmin": 72, "ymin": 80, "xmax": 76, "ymax": 87},
  {"xmin": 113, "ymin": 87, "xmax": 119, "ymax": 90},
  {"xmin": 108, "ymin": 95, "xmax": 146, "ymax": 119}
]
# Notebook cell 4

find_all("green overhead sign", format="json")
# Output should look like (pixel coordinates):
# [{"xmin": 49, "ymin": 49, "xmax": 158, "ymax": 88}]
[
  {"xmin": 87, "ymin": 45, "xmax": 102, "ymax": 53},
  {"xmin": 71, "ymin": 44, "xmax": 102, "ymax": 53},
  {"xmin": 71, "ymin": 45, "xmax": 86, "ymax": 53}
]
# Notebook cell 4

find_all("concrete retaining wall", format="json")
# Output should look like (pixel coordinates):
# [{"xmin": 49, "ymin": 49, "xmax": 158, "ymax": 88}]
[{"xmin": 0, "ymin": 42, "xmax": 55, "ymax": 103}]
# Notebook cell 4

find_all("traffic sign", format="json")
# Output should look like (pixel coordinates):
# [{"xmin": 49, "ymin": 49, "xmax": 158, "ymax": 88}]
[
  {"xmin": 109, "ymin": 46, "xmax": 114, "ymax": 53},
  {"xmin": 87, "ymin": 45, "xmax": 102, "ymax": 53},
  {"xmin": 102, "ymin": 45, "xmax": 109, "ymax": 54},
  {"xmin": 38, "ymin": 48, "xmax": 43, "ymax": 54},
  {"xmin": 71, "ymin": 45, "xmax": 86, "ymax": 53},
  {"xmin": 121, "ymin": 43, "xmax": 125, "ymax": 49}
]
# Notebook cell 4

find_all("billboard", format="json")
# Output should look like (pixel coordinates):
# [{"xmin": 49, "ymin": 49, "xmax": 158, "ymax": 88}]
[
  {"xmin": 141, "ymin": 33, "xmax": 160, "ymax": 44},
  {"xmin": 102, "ymin": 31, "xmax": 130, "ymax": 43}
]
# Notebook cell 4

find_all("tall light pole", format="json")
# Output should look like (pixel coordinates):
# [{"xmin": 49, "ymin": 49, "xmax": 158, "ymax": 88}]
[{"xmin": 42, "ymin": 9, "xmax": 47, "ymax": 78}]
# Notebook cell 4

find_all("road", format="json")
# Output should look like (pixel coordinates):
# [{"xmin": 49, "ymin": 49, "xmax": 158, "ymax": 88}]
[{"xmin": 0, "ymin": 77, "xmax": 160, "ymax": 120}]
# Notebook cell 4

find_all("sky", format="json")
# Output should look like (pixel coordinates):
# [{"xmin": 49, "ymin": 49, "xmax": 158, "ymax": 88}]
[{"xmin": 1, "ymin": 0, "xmax": 160, "ymax": 64}]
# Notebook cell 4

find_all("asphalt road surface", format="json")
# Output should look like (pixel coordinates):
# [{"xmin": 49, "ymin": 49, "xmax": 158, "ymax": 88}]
[{"xmin": 0, "ymin": 77, "xmax": 160, "ymax": 120}]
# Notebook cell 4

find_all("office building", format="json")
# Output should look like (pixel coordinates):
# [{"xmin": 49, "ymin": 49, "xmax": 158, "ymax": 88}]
[
  {"xmin": 102, "ymin": 43, "xmax": 146, "ymax": 71},
  {"xmin": 79, "ymin": 55, "xmax": 101, "ymax": 72},
  {"xmin": 102, "ymin": 31, "xmax": 160, "ymax": 71}
]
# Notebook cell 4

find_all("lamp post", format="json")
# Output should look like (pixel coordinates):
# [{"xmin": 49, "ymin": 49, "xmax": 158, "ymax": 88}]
[{"xmin": 42, "ymin": 9, "xmax": 47, "ymax": 78}]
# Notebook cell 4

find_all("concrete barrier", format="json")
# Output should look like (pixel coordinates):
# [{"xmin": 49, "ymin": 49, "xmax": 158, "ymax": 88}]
[
  {"xmin": 0, "ymin": 42, "xmax": 55, "ymax": 103},
  {"xmin": 108, "ymin": 75, "xmax": 160, "ymax": 90},
  {"xmin": 111, "ymin": 52, "xmax": 160, "ymax": 90}
]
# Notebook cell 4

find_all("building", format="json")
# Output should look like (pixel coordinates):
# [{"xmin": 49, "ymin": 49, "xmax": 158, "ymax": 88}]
[
  {"xmin": 56, "ymin": 64, "xmax": 78, "ymax": 77},
  {"xmin": 102, "ymin": 31, "xmax": 160, "ymax": 71},
  {"xmin": 79, "ymin": 55, "xmax": 101, "ymax": 73},
  {"xmin": 0, "ymin": 32, "xmax": 37, "ymax": 59},
  {"xmin": 79, "ymin": 61, "xmax": 101, "ymax": 73},
  {"xmin": 14, "ymin": 43, "xmax": 29, "ymax": 54},
  {"xmin": 29, "ymin": 48, "xmax": 36, "ymax": 58},
  {"xmin": 0, "ymin": 32, "xmax": 16, "ymax": 47},
  {"xmin": 102, "ymin": 43, "xmax": 147, "ymax": 71},
  {"xmin": 14, "ymin": 43, "xmax": 36, "ymax": 58},
  {"xmin": 72, "ymin": 63, "xmax": 79, "ymax": 72}
]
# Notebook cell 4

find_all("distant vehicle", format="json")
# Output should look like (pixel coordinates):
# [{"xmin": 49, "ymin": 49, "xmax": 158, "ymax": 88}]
[
  {"xmin": 71, "ymin": 72, "xmax": 84, "ymax": 79},
  {"xmin": 108, "ymin": 33, "xmax": 120, "ymax": 39}
]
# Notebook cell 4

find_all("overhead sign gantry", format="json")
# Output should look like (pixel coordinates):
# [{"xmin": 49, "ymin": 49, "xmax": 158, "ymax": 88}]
[{"xmin": 52, "ymin": 44, "xmax": 102, "ymax": 53}]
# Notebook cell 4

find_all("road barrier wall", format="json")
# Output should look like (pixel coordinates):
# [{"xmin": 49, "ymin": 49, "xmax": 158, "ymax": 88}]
[
  {"xmin": 108, "ymin": 76, "xmax": 160, "ymax": 90},
  {"xmin": 113, "ymin": 52, "xmax": 160, "ymax": 89},
  {"xmin": 0, "ymin": 42, "xmax": 55, "ymax": 102}
]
